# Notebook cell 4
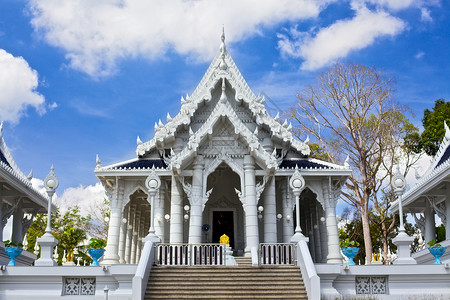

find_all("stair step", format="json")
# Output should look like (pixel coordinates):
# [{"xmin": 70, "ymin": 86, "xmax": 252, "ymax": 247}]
[{"xmin": 145, "ymin": 264, "xmax": 308, "ymax": 299}]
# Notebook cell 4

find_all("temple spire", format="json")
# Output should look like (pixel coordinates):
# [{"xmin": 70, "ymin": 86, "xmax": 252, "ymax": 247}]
[
  {"xmin": 219, "ymin": 26, "xmax": 228, "ymax": 70},
  {"xmin": 220, "ymin": 25, "xmax": 226, "ymax": 54}
]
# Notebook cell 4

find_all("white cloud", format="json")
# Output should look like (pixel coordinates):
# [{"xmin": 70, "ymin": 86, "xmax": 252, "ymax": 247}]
[
  {"xmin": 31, "ymin": 177, "xmax": 106, "ymax": 218},
  {"xmin": 415, "ymin": 51, "xmax": 425, "ymax": 59},
  {"xmin": 28, "ymin": 0, "xmax": 329, "ymax": 77},
  {"xmin": 55, "ymin": 183, "xmax": 106, "ymax": 217},
  {"xmin": 0, "ymin": 49, "xmax": 46, "ymax": 123},
  {"xmin": 420, "ymin": 7, "xmax": 432, "ymax": 22},
  {"xmin": 278, "ymin": 6, "xmax": 405, "ymax": 70}
]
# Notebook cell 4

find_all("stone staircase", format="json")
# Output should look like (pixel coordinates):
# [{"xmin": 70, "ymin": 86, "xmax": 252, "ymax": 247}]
[{"xmin": 144, "ymin": 262, "xmax": 308, "ymax": 299}]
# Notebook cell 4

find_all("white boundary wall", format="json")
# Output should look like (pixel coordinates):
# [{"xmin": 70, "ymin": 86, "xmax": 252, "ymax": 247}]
[
  {"xmin": 317, "ymin": 263, "xmax": 450, "ymax": 299},
  {"xmin": 0, "ymin": 265, "xmax": 136, "ymax": 300}
]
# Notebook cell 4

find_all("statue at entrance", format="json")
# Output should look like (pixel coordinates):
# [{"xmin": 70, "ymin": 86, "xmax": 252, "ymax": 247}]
[{"xmin": 220, "ymin": 234, "xmax": 230, "ymax": 246}]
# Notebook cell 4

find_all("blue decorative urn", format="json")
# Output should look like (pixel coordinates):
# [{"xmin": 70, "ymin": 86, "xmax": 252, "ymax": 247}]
[
  {"xmin": 5, "ymin": 247, "xmax": 23, "ymax": 266},
  {"xmin": 87, "ymin": 248, "xmax": 105, "ymax": 266},
  {"xmin": 428, "ymin": 246, "xmax": 446, "ymax": 264},
  {"xmin": 342, "ymin": 247, "xmax": 359, "ymax": 265}
]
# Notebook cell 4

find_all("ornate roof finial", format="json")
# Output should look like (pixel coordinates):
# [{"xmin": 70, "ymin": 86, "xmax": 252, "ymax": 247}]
[
  {"xmin": 0, "ymin": 121, "xmax": 3, "ymax": 136},
  {"xmin": 220, "ymin": 25, "xmax": 226, "ymax": 53},
  {"xmin": 96, "ymin": 154, "xmax": 101, "ymax": 168},
  {"xmin": 27, "ymin": 170, "xmax": 33, "ymax": 181},
  {"xmin": 219, "ymin": 26, "xmax": 228, "ymax": 70},
  {"xmin": 444, "ymin": 121, "xmax": 450, "ymax": 141}
]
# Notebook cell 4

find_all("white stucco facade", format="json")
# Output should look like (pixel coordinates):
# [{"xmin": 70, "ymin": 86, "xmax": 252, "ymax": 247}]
[{"xmin": 95, "ymin": 30, "xmax": 351, "ymax": 265}]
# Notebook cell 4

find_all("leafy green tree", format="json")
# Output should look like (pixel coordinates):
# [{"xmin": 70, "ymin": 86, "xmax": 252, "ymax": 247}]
[
  {"xmin": 339, "ymin": 208, "xmax": 418, "ymax": 264},
  {"xmin": 407, "ymin": 99, "xmax": 450, "ymax": 156},
  {"xmin": 27, "ymin": 206, "xmax": 97, "ymax": 265}
]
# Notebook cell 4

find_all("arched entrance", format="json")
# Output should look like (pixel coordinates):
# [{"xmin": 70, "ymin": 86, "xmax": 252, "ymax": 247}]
[{"xmin": 203, "ymin": 162, "xmax": 245, "ymax": 255}]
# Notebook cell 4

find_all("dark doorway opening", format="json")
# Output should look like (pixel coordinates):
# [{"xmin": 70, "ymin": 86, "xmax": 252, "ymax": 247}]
[{"xmin": 212, "ymin": 211, "xmax": 234, "ymax": 249}]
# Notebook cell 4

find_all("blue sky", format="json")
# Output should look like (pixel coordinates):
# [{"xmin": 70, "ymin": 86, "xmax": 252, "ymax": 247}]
[{"xmin": 0, "ymin": 0, "xmax": 449, "ymax": 202}]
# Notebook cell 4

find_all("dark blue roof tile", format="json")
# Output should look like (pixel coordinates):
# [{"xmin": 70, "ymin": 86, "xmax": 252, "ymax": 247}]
[
  {"xmin": 279, "ymin": 159, "xmax": 330, "ymax": 169},
  {"xmin": 113, "ymin": 159, "xmax": 167, "ymax": 170},
  {"xmin": 0, "ymin": 149, "xmax": 11, "ymax": 168},
  {"xmin": 436, "ymin": 144, "xmax": 450, "ymax": 169}
]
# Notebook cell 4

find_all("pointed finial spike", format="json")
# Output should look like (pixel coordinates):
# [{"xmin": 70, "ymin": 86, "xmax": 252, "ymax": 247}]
[
  {"xmin": 274, "ymin": 113, "xmax": 280, "ymax": 121},
  {"xmin": 0, "ymin": 121, "xmax": 3, "ymax": 134},
  {"xmin": 445, "ymin": 121, "xmax": 450, "ymax": 141},
  {"xmin": 344, "ymin": 155, "xmax": 350, "ymax": 167},
  {"xmin": 51, "ymin": 165, "xmax": 54, "ymax": 171},
  {"xmin": 27, "ymin": 170, "xmax": 33, "ymax": 180},
  {"xmin": 167, "ymin": 113, "xmax": 172, "ymax": 122},
  {"xmin": 96, "ymin": 154, "xmax": 101, "ymax": 168},
  {"xmin": 137, "ymin": 136, "xmax": 143, "ymax": 145}
]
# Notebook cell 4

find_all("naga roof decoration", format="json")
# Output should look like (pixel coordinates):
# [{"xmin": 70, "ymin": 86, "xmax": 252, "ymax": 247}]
[
  {"xmin": 0, "ymin": 122, "xmax": 49, "ymax": 203},
  {"xmin": 136, "ymin": 29, "xmax": 310, "ymax": 160}
]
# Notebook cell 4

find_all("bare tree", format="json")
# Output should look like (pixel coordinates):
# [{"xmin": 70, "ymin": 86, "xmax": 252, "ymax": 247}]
[{"xmin": 289, "ymin": 62, "xmax": 419, "ymax": 264}]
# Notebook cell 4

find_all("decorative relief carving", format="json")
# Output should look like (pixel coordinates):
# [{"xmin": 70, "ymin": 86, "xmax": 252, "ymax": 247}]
[
  {"xmin": 355, "ymin": 276, "xmax": 388, "ymax": 295},
  {"xmin": 63, "ymin": 277, "xmax": 96, "ymax": 295}
]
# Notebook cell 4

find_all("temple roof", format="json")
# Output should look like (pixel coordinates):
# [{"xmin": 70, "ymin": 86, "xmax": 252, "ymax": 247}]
[
  {"xmin": 96, "ymin": 29, "xmax": 350, "ymax": 177},
  {"xmin": 0, "ymin": 122, "xmax": 49, "ymax": 212},
  {"xmin": 392, "ymin": 122, "xmax": 450, "ymax": 212},
  {"xmin": 135, "ymin": 29, "xmax": 310, "ymax": 160}
]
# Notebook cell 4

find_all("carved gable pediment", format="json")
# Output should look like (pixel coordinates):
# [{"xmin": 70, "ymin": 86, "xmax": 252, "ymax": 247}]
[{"xmin": 136, "ymin": 29, "xmax": 310, "ymax": 165}]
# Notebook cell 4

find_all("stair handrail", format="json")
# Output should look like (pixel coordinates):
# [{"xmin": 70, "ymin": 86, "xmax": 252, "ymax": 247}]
[
  {"xmin": 296, "ymin": 240, "xmax": 320, "ymax": 300},
  {"xmin": 155, "ymin": 243, "xmax": 225, "ymax": 266},
  {"xmin": 258, "ymin": 243, "xmax": 296, "ymax": 265},
  {"xmin": 132, "ymin": 241, "xmax": 156, "ymax": 300}
]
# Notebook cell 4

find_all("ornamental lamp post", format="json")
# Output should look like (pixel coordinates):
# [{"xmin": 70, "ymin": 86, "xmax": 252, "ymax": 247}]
[
  {"xmin": 392, "ymin": 165, "xmax": 417, "ymax": 264},
  {"xmin": 142, "ymin": 169, "xmax": 161, "ymax": 243},
  {"xmin": 393, "ymin": 165, "xmax": 406, "ymax": 232},
  {"xmin": 35, "ymin": 165, "xmax": 59, "ymax": 266},
  {"xmin": 289, "ymin": 166, "xmax": 308, "ymax": 243}
]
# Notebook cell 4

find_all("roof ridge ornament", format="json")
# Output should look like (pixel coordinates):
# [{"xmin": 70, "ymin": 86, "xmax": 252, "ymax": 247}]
[
  {"xmin": 219, "ymin": 26, "xmax": 228, "ymax": 70},
  {"xmin": 0, "ymin": 121, "xmax": 3, "ymax": 136},
  {"xmin": 444, "ymin": 121, "xmax": 450, "ymax": 141},
  {"xmin": 219, "ymin": 77, "xmax": 227, "ymax": 103}
]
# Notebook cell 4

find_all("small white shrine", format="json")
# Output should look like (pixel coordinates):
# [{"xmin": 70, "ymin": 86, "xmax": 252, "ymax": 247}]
[
  {"xmin": 0, "ymin": 122, "xmax": 51, "ymax": 266},
  {"xmin": 95, "ymin": 29, "xmax": 351, "ymax": 265},
  {"xmin": 391, "ymin": 122, "xmax": 450, "ymax": 263}
]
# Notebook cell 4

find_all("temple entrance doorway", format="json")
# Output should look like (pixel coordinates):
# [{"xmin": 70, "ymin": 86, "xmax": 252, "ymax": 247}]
[{"xmin": 212, "ymin": 210, "xmax": 234, "ymax": 248}]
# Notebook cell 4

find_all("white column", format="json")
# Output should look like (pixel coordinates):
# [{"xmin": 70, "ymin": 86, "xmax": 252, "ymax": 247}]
[
  {"xmin": 281, "ymin": 179, "xmax": 294, "ymax": 243},
  {"xmin": 446, "ymin": 183, "xmax": 450, "ymax": 240},
  {"xmin": 244, "ymin": 155, "xmax": 259, "ymax": 255},
  {"xmin": 103, "ymin": 184, "xmax": 124, "ymax": 264},
  {"xmin": 131, "ymin": 210, "xmax": 141, "ymax": 264},
  {"xmin": 319, "ymin": 213, "xmax": 328, "ymax": 263},
  {"xmin": 189, "ymin": 156, "xmax": 204, "ymax": 244},
  {"xmin": 263, "ymin": 176, "xmax": 277, "ymax": 243},
  {"xmin": 313, "ymin": 203, "xmax": 322, "ymax": 263},
  {"xmin": 11, "ymin": 203, "xmax": 23, "ymax": 243},
  {"xmin": 125, "ymin": 205, "xmax": 134, "ymax": 264},
  {"xmin": 170, "ymin": 175, "xmax": 183, "ymax": 243},
  {"xmin": 155, "ymin": 182, "xmax": 165, "ymax": 240},
  {"xmin": 118, "ymin": 206, "xmax": 128, "ymax": 264},
  {"xmin": 424, "ymin": 200, "xmax": 436, "ymax": 244},
  {"xmin": 136, "ymin": 216, "xmax": 144, "ymax": 262},
  {"xmin": 323, "ymin": 179, "xmax": 342, "ymax": 264}
]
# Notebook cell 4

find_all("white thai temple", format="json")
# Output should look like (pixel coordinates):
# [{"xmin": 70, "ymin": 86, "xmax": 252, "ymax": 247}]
[
  {"xmin": 0, "ymin": 30, "xmax": 450, "ymax": 299},
  {"xmin": 95, "ymin": 29, "xmax": 351, "ymax": 265}
]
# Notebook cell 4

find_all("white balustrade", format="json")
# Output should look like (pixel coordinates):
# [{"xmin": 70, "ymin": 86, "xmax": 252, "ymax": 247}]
[
  {"xmin": 155, "ymin": 243, "xmax": 225, "ymax": 266},
  {"xmin": 259, "ymin": 243, "xmax": 296, "ymax": 265}
]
